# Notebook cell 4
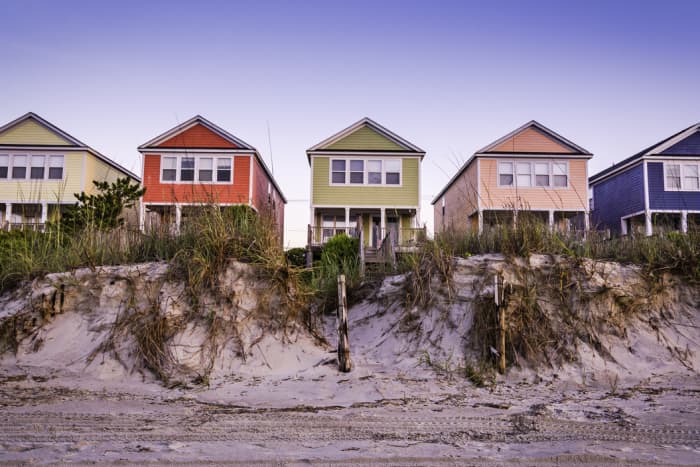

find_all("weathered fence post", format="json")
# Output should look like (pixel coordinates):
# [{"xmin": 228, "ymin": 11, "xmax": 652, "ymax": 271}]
[
  {"xmin": 337, "ymin": 274, "xmax": 352, "ymax": 372},
  {"xmin": 495, "ymin": 275, "xmax": 506, "ymax": 374},
  {"xmin": 306, "ymin": 224, "xmax": 313, "ymax": 268},
  {"xmin": 357, "ymin": 216, "xmax": 365, "ymax": 278}
]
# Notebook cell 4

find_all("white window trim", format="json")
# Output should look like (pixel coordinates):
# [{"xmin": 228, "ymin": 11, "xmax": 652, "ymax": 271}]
[
  {"xmin": 329, "ymin": 157, "xmax": 403, "ymax": 187},
  {"xmin": 0, "ymin": 152, "xmax": 65, "ymax": 181},
  {"xmin": 159, "ymin": 153, "xmax": 234, "ymax": 184},
  {"xmin": 496, "ymin": 159, "xmax": 570, "ymax": 189},
  {"xmin": 663, "ymin": 161, "xmax": 700, "ymax": 192}
]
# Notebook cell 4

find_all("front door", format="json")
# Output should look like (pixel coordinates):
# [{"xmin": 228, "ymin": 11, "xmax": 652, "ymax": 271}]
[
  {"xmin": 371, "ymin": 216, "xmax": 381, "ymax": 248},
  {"xmin": 387, "ymin": 217, "xmax": 399, "ymax": 246}
]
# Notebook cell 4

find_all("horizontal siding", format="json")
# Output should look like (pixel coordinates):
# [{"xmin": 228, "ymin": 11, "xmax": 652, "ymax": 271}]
[
  {"xmin": 251, "ymin": 158, "xmax": 284, "ymax": 242},
  {"xmin": 142, "ymin": 153, "xmax": 251, "ymax": 204},
  {"xmin": 325, "ymin": 126, "xmax": 405, "ymax": 151},
  {"xmin": 591, "ymin": 163, "xmax": 645, "ymax": 233},
  {"xmin": 661, "ymin": 131, "xmax": 700, "ymax": 155},
  {"xmin": 648, "ymin": 161, "xmax": 700, "ymax": 211},
  {"xmin": 156, "ymin": 123, "xmax": 237, "ymax": 149},
  {"xmin": 0, "ymin": 119, "xmax": 73, "ymax": 146},
  {"xmin": 0, "ymin": 151, "xmax": 84, "ymax": 203},
  {"xmin": 479, "ymin": 158, "xmax": 588, "ymax": 211},
  {"xmin": 435, "ymin": 161, "xmax": 479, "ymax": 233},
  {"xmin": 312, "ymin": 157, "xmax": 419, "ymax": 206},
  {"xmin": 85, "ymin": 155, "xmax": 129, "ymax": 194},
  {"xmin": 490, "ymin": 127, "xmax": 575, "ymax": 154}
]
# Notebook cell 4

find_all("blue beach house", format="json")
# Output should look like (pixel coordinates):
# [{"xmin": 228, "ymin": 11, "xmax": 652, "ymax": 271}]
[{"xmin": 589, "ymin": 123, "xmax": 700, "ymax": 236}]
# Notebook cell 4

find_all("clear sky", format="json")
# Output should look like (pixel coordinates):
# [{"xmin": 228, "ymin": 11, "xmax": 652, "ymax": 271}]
[{"xmin": 2, "ymin": 0, "xmax": 698, "ymax": 247}]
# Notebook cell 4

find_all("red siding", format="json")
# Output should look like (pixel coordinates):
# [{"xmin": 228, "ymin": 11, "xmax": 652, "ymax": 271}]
[
  {"xmin": 251, "ymin": 158, "xmax": 285, "ymax": 242},
  {"xmin": 156, "ymin": 123, "xmax": 238, "ymax": 149},
  {"xmin": 142, "ymin": 154, "xmax": 251, "ymax": 204}
]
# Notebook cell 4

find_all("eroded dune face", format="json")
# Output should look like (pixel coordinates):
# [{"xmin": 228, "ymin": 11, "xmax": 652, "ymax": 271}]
[{"xmin": 0, "ymin": 255, "xmax": 698, "ymax": 389}]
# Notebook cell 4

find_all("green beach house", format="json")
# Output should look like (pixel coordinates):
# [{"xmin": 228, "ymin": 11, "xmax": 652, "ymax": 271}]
[{"xmin": 306, "ymin": 117, "xmax": 425, "ymax": 255}]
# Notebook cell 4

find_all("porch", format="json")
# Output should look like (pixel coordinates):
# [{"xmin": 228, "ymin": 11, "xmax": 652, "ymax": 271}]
[
  {"xmin": 0, "ymin": 202, "xmax": 70, "ymax": 231},
  {"xmin": 468, "ymin": 209, "xmax": 589, "ymax": 233},
  {"xmin": 621, "ymin": 210, "xmax": 700, "ymax": 236}
]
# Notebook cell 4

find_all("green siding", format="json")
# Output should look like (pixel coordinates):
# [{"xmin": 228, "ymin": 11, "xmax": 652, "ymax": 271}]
[
  {"xmin": 325, "ymin": 126, "xmax": 405, "ymax": 151},
  {"xmin": 401, "ymin": 215, "xmax": 412, "ymax": 230},
  {"xmin": 312, "ymin": 157, "xmax": 419, "ymax": 206}
]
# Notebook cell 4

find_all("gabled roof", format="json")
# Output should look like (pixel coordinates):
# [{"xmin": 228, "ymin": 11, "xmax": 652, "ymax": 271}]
[
  {"xmin": 0, "ymin": 112, "xmax": 140, "ymax": 181},
  {"xmin": 589, "ymin": 122, "xmax": 700, "ymax": 185},
  {"xmin": 475, "ymin": 120, "xmax": 592, "ymax": 155},
  {"xmin": 431, "ymin": 120, "xmax": 592, "ymax": 205},
  {"xmin": 138, "ymin": 115, "xmax": 256, "ymax": 151},
  {"xmin": 138, "ymin": 115, "xmax": 286, "ymax": 203},
  {"xmin": 306, "ymin": 117, "xmax": 425, "ymax": 163}
]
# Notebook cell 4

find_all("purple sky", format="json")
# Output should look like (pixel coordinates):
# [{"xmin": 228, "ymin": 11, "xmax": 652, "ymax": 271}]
[{"xmin": 2, "ymin": 0, "xmax": 698, "ymax": 246}]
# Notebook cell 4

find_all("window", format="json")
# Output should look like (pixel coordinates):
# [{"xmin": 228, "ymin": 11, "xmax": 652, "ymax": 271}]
[
  {"xmin": 367, "ymin": 160, "xmax": 382, "ymax": 184},
  {"xmin": 665, "ymin": 164, "xmax": 681, "ymax": 190},
  {"xmin": 331, "ymin": 160, "xmax": 346, "ymax": 183},
  {"xmin": 535, "ymin": 162, "xmax": 550, "ymax": 187},
  {"xmin": 385, "ymin": 159, "xmax": 401, "ymax": 185},
  {"xmin": 683, "ymin": 165, "xmax": 699, "ymax": 190},
  {"xmin": 498, "ymin": 162, "xmax": 513, "ymax": 186},
  {"xmin": 12, "ymin": 155, "xmax": 26, "ymax": 179},
  {"xmin": 216, "ymin": 158, "xmax": 231, "ymax": 182},
  {"xmin": 516, "ymin": 162, "xmax": 531, "ymax": 187},
  {"xmin": 349, "ymin": 160, "xmax": 364, "ymax": 184},
  {"xmin": 199, "ymin": 158, "xmax": 213, "ymax": 182},
  {"xmin": 180, "ymin": 157, "xmax": 195, "ymax": 181},
  {"xmin": 553, "ymin": 162, "xmax": 568, "ymax": 187},
  {"xmin": 162, "ymin": 157, "xmax": 177, "ymax": 181},
  {"xmin": 30, "ymin": 155, "xmax": 45, "ymax": 179},
  {"xmin": 0, "ymin": 155, "xmax": 8, "ymax": 179},
  {"xmin": 48, "ymin": 155, "xmax": 63, "ymax": 179}
]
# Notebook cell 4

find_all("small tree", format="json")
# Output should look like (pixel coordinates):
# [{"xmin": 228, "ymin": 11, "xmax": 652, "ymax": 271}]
[{"xmin": 61, "ymin": 177, "xmax": 145, "ymax": 232}]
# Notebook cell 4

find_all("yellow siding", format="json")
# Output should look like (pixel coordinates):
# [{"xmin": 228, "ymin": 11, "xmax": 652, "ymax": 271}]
[
  {"xmin": 312, "ymin": 157, "xmax": 419, "ymax": 206},
  {"xmin": 325, "ymin": 126, "xmax": 405, "ymax": 151},
  {"xmin": 479, "ymin": 158, "xmax": 588, "ymax": 211},
  {"xmin": 436, "ymin": 162, "xmax": 479, "ymax": 234},
  {"xmin": 0, "ymin": 152, "xmax": 84, "ymax": 203},
  {"xmin": 84, "ymin": 155, "xmax": 128, "ymax": 194},
  {"xmin": 0, "ymin": 119, "xmax": 73, "ymax": 146}
]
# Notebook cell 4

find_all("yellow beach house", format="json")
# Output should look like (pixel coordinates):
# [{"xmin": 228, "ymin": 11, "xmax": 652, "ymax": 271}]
[
  {"xmin": 307, "ymin": 117, "xmax": 425, "ymax": 257},
  {"xmin": 0, "ymin": 113, "xmax": 140, "ymax": 229}
]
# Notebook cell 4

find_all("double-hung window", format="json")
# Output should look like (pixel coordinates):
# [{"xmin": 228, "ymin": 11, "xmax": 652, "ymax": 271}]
[
  {"xmin": 535, "ymin": 162, "xmax": 550, "ymax": 187},
  {"xmin": 180, "ymin": 157, "xmax": 195, "ymax": 181},
  {"xmin": 385, "ymin": 159, "xmax": 401, "ymax": 185},
  {"xmin": 331, "ymin": 160, "xmax": 346, "ymax": 183},
  {"xmin": 665, "ymin": 164, "xmax": 681, "ymax": 190},
  {"xmin": 552, "ymin": 162, "xmax": 568, "ymax": 187},
  {"xmin": 162, "ymin": 157, "xmax": 177, "ymax": 181},
  {"xmin": 30, "ymin": 155, "xmax": 45, "ymax": 179},
  {"xmin": 216, "ymin": 158, "xmax": 231, "ymax": 182},
  {"xmin": 199, "ymin": 158, "xmax": 213, "ymax": 182},
  {"xmin": 367, "ymin": 160, "xmax": 382, "ymax": 184},
  {"xmin": 12, "ymin": 155, "xmax": 26, "ymax": 179},
  {"xmin": 498, "ymin": 162, "xmax": 514, "ymax": 186},
  {"xmin": 516, "ymin": 162, "xmax": 531, "ymax": 187},
  {"xmin": 682, "ymin": 164, "xmax": 699, "ymax": 190},
  {"xmin": 349, "ymin": 160, "xmax": 364, "ymax": 184},
  {"xmin": 48, "ymin": 156, "xmax": 64, "ymax": 179},
  {"xmin": 0, "ymin": 155, "xmax": 9, "ymax": 179}
]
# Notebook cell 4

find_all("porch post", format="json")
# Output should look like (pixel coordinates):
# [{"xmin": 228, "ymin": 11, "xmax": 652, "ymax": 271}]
[
  {"xmin": 478, "ymin": 210, "xmax": 483, "ymax": 234},
  {"xmin": 345, "ymin": 207, "xmax": 350, "ymax": 236},
  {"xmin": 40, "ymin": 202, "xmax": 48, "ymax": 224},
  {"xmin": 621, "ymin": 218, "xmax": 628, "ymax": 236},
  {"xmin": 139, "ymin": 199, "xmax": 145, "ymax": 232},
  {"xmin": 175, "ymin": 204, "xmax": 182, "ymax": 233},
  {"xmin": 681, "ymin": 210, "xmax": 688, "ymax": 234},
  {"xmin": 548, "ymin": 210, "xmax": 555, "ymax": 230},
  {"xmin": 645, "ymin": 210, "xmax": 652, "ymax": 237},
  {"xmin": 4, "ymin": 203, "xmax": 11, "ymax": 229},
  {"xmin": 584, "ymin": 210, "xmax": 590, "ymax": 232},
  {"xmin": 380, "ymin": 207, "xmax": 386, "ymax": 240}
]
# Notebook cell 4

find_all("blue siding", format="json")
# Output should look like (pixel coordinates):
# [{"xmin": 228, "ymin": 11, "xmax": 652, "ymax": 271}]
[
  {"xmin": 660, "ymin": 131, "xmax": 700, "ymax": 155},
  {"xmin": 648, "ymin": 162, "xmax": 700, "ymax": 210},
  {"xmin": 591, "ymin": 163, "xmax": 645, "ymax": 233}
]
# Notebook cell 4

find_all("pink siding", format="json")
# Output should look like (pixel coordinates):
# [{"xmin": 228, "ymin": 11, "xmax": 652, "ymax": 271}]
[
  {"xmin": 434, "ymin": 162, "xmax": 479, "ymax": 234},
  {"xmin": 489, "ymin": 127, "xmax": 575, "ymax": 154},
  {"xmin": 479, "ymin": 158, "xmax": 588, "ymax": 211}
]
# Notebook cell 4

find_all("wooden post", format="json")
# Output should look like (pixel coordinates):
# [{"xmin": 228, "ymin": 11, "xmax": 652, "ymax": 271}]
[
  {"xmin": 357, "ymin": 216, "xmax": 365, "ymax": 278},
  {"xmin": 306, "ymin": 224, "xmax": 313, "ymax": 268},
  {"xmin": 337, "ymin": 274, "xmax": 352, "ymax": 372},
  {"xmin": 495, "ymin": 275, "xmax": 506, "ymax": 374}
]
